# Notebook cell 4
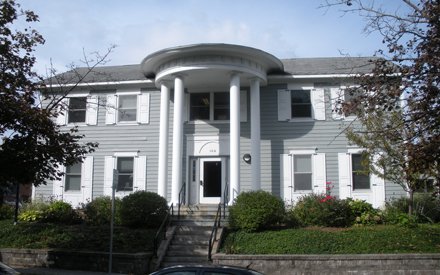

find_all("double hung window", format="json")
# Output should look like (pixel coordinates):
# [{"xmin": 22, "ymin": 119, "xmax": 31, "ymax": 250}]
[
  {"xmin": 116, "ymin": 157, "xmax": 134, "ymax": 191},
  {"xmin": 65, "ymin": 163, "xmax": 82, "ymax": 191},
  {"xmin": 189, "ymin": 92, "xmax": 231, "ymax": 121},
  {"xmin": 67, "ymin": 97, "xmax": 87, "ymax": 123},
  {"xmin": 291, "ymin": 90, "xmax": 312, "ymax": 118},
  {"xmin": 293, "ymin": 155, "xmax": 312, "ymax": 191},
  {"xmin": 118, "ymin": 95, "xmax": 137, "ymax": 122},
  {"xmin": 351, "ymin": 153, "xmax": 370, "ymax": 190}
]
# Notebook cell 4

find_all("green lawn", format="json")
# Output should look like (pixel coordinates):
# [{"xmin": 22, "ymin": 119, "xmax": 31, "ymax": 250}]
[
  {"xmin": 221, "ymin": 224, "xmax": 440, "ymax": 254},
  {"xmin": 0, "ymin": 219, "xmax": 156, "ymax": 253}
]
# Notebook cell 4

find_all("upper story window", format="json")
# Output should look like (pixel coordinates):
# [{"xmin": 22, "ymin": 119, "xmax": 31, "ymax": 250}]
[
  {"xmin": 351, "ymin": 153, "xmax": 370, "ymax": 190},
  {"xmin": 331, "ymin": 87, "xmax": 359, "ymax": 120},
  {"xmin": 56, "ymin": 95, "xmax": 98, "ymax": 126},
  {"xmin": 118, "ymin": 95, "xmax": 137, "ymax": 122},
  {"xmin": 189, "ymin": 92, "xmax": 233, "ymax": 122},
  {"xmin": 67, "ymin": 97, "xmax": 87, "ymax": 123},
  {"xmin": 278, "ymin": 88, "xmax": 325, "ymax": 121},
  {"xmin": 105, "ymin": 92, "xmax": 150, "ymax": 125},
  {"xmin": 291, "ymin": 90, "xmax": 312, "ymax": 118}
]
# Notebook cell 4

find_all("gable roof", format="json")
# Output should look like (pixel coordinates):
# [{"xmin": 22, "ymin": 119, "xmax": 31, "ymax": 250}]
[{"xmin": 45, "ymin": 57, "xmax": 380, "ymax": 85}]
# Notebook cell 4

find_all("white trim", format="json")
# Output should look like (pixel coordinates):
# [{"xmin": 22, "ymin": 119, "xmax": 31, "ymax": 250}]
[
  {"xmin": 116, "ymin": 90, "xmax": 141, "ymax": 95},
  {"xmin": 114, "ymin": 152, "xmax": 139, "ymax": 157},
  {"xmin": 67, "ymin": 93, "xmax": 90, "ymax": 97},
  {"xmin": 46, "ymin": 79, "xmax": 153, "ymax": 88},
  {"xmin": 288, "ymin": 149, "xmax": 316, "ymax": 155}
]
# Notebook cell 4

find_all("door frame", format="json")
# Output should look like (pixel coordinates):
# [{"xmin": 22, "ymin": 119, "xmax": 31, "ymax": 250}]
[{"xmin": 199, "ymin": 157, "xmax": 225, "ymax": 204}]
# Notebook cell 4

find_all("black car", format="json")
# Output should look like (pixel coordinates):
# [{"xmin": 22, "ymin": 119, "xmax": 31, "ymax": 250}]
[
  {"xmin": 0, "ymin": 262, "xmax": 20, "ymax": 275},
  {"xmin": 150, "ymin": 265, "xmax": 265, "ymax": 275}
]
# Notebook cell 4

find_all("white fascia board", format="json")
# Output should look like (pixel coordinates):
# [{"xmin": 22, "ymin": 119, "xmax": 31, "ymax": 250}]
[{"xmin": 46, "ymin": 79, "xmax": 153, "ymax": 88}]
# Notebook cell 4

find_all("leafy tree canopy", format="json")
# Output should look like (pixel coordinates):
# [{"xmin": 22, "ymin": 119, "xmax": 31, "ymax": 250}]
[{"xmin": 0, "ymin": 0, "xmax": 98, "ymax": 188}]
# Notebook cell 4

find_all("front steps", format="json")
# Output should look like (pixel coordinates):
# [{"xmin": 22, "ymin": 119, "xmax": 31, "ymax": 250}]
[{"xmin": 159, "ymin": 204, "xmax": 227, "ymax": 268}]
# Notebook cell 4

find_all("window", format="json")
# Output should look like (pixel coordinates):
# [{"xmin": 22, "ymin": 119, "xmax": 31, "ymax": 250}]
[
  {"xmin": 68, "ymin": 97, "xmax": 87, "ymax": 123},
  {"xmin": 105, "ymin": 93, "xmax": 150, "ymax": 125},
  {"xmin": 278, "ymin": 89, "xmax": 325, "ymax": 121},
  {"xmin": 213, "ymin": 92, "xmax": 229, "ymax": 120},
  {"xmin": 351, "ymin": 154, "xmax": 370, "ymax": 190},
  {"xmin": 189, "ymin": 91, "xmax": 245, "ymax": 122},
  {"xmin": 118, "ymin": 95, "xmax": 137, "ymax": 122},
  {"xmin": 65, "ymin": 163, "xmax": 81, "ymax": 191},
  {"xmin": 291, "ymin": 90, "xmax": 312, "ymax": 118},
  {"xmin": 116, "ymin": 157, "xmax": 134, "ymax": 191},
  {"xmin": 281, "ymin": 152, "xmax": 327, "ymax": 204},
  {"xmin": 190, "ymin": 93, "xmax": 210, "ymax": 120},
  {"xmin": 294, "ymin": 155, "xmax": 312, "ymax": 191}
]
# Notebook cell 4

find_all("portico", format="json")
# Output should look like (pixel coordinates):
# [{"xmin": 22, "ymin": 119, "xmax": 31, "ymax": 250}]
[{"xmin": 141, "ymin": 44, "xmax": 283, "ymax": 204}]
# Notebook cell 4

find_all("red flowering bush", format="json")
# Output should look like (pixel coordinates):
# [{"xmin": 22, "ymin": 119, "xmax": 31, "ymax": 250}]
[{"xmin": 288, "ymin": 193, "xmax": 354, "ymax": 227}]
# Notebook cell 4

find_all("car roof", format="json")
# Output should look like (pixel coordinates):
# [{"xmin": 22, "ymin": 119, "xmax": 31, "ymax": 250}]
[{"xmin": 150, "ymin": 264, "xmax": 264, "ymax": 275}]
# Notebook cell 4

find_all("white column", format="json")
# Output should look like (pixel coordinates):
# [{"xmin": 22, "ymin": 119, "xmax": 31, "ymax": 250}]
[
  {"xmin": 229, "ymin": 73, "xmax": 240, "ymax": 204},
  {"xmin": 171, "ymin": 76, "xmax": 184, "ymax": 204},
  {"xmin": 250, "ymin": 78, "xmax": 261, "ymax": 190},
  {"xmin": 158, "ymin": 81, "xmax": 170, "ymax": 199}
]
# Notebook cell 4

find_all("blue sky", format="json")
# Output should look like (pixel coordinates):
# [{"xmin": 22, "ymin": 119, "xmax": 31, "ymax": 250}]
[{"xmin": 16, "ymin": 0, "xmax": 405, "ymax": 75}]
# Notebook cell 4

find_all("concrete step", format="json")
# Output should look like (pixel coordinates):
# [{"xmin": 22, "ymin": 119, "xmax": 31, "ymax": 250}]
[
  {"xmin": 172, "ymin": 235, "xmax": 209, "ymax": 245},
  {"xmin": 166, "ymin": 247, "xmax": 208, "ymax": 256},
  {"xmin": 173, "ymin": 218, "xmax": 218, "ymax": 227}
]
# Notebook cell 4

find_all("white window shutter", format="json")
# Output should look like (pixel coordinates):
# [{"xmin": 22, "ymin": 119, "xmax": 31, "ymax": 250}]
[
  {"xmin": 312, "ymin": 153, "xmax": 326, "ymax": 194},
  {"xmin": 137, "ymin": 93, "xmax": 150, "ymax": 124},
  {"xmin": 338, "ymin": 153, "xmax": 352, "ymax": 199},
  {"xmin": 280, "ymin": 154, "xmax": 293, "ymax": 205},
  {"xmin": 52, "ymin": 165, "xmax": 65, "ymax": 199},
  {"xmin": 56, "ymin": 98, "xmax": 68, "ymax": 125},
  {"xmin": 278, "ymin": 90, "xmax": 291, "ymax": 121},
  {"xmin": 371, "ymin": 154, "xmax": 386, "ymax": 208},
  {"xmin": 240, "ymin": 90, "xmax": 247, "ymax": 122},
  {"xmin": 331, "ymin": 88, "xmax": 344, "ymax": 120},
  {"xmin": 134, "ymin": 156, "xmax": 147, "ymax": 192},
  {"xmin": 104, "ymin": 156, "xmax": 115, "ymax": 196},
  {"xmin": 311, "ymin": 88, "xmax": 326, "ymax": 121},
  {"xmin": 86, "ymin": 95, "xmax": 98, "ymax": 125},
  {"xmin": 105, "ymin": 95, "xmax": 117, "ymax": 125},
  {"xmin": 81, "ymin": 156, "xmax": 94, "ymax": 202}
]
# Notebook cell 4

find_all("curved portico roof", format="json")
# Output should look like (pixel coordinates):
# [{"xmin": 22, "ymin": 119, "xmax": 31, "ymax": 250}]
[{"xmin": 141, "ymin": 43, "xmax": 284, "ymax": 88}]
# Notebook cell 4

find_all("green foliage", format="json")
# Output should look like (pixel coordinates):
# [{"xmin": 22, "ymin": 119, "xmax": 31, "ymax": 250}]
[
  {"xmin": 0, "ymin": 220, "xmax": 156, "ymax": 252},
  {"xmin": 384, "ymin": 194, "xmax": 440, "ymax": 224},
  {"xmin": 290, "ymin": 194, "xmax": 354, "ymax": 227},
  {"xmin": 0, "ymin": 205, "xmax": 14, "ymax": 220},
  {"xmin": 222, "ymin": 224, "xmax": 440, "ymax": 254},
  {"xmin": 120, "ymin": 191, "xmax": 168, "ymax": 228},
  {"xmin": 84, "ymin": 196, "xmax": 121, "ymax": 225},
  {"xmin": 348, "ymin": 199, "xmax": 382, "ymax": 225},
  {"xmin": 228, "ymin": 191, "xmax": 285, "ymax": 232},
  {"xmin": 18, "ymin": 200, "xmax": 80, "ymax": 224},
  {"xmin": 44, "ymin": 201, "xmax": 80, "ymax": 224}
]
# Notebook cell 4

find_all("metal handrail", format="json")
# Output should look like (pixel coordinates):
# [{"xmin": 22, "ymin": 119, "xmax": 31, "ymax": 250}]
[
  {"xmin": 208, "ymin": 182, "xmax": 229, "ymax": 261},
  {"xmin": 153, "ymin": 203, "xmax": 173, "ymax": 257},
  {"xmin": 223, "ymin": 181, "xmax": 229, "ymax": 219},
  {"xmin": 208, "ymin": 202, "xmax": 222, "ymax": 261},
  {"xmin": 178, "ymin": 181, "xmax": 186, "ymax": 219}
]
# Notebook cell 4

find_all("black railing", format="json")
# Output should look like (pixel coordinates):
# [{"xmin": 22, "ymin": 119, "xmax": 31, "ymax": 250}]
[
  {"xmin": 208, "ymin": 182, "xmax": 229, "ymax": 261},
  {"xmin": 178, "ymin": 181, "xmax": 186, "ymax": 219},
  {"xmin": 153, "ymin": 203, "xmax": 174, "ymax": 257},
  {"xmin": 208, "ymin": 203, "xmax": 222, "ymax": 261}
]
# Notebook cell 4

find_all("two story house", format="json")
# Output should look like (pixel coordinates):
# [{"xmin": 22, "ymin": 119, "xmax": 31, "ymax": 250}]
[{"xmin": 34, "ymin": 43, "xmax": 406, "ymax": 208}]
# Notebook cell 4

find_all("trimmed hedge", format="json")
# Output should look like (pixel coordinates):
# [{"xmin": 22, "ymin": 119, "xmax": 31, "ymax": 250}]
[
  {"xmin": 120, "ymin": 191, "xmax": 168, "ymax": 228},
  {"xmin": 229, "ymin": 191, "xmax": 285, "ymax": 232}
]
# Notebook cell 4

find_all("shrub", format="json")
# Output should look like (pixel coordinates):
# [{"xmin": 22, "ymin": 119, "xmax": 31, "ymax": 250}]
[
  {"xmin": 384, "ymin": 194, "xmax": 440, "ymax": 223},
  {"xmin": 348, "ymin": 199, "xmax": 382, "ymax": 225},
  {"xmin": 18, "ymin": 200, "xmax": 50, "ymax": 223},
  {"xmin": 120, "ymin": 191, "xmax": 168, "ymax": 228},
  {"xmin": 290, "ymin": 194, "xmax": 354, "ymax": 227},
  {"xmin": 228, "ymin": 190, "xmax": 285, "ymax": 232},
  {"xmin": 0, "ymin": 205, "xmax": 14, "ymax": 220},
  {"xmin": 18, "ymin": 200, "xmax": 80, "ymax": 224},
  {"xmin": 44, "ymin": 201, "xmax": 80, "ymax": 224},
  {"xmin": 85, "ymin": 196, "xmax": 122, "ymax": 225}
]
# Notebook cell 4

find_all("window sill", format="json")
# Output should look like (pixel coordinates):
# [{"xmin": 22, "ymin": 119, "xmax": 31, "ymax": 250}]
[
  {"xmin": 287, "ymin": 118, "xmax": 315, "ymax": 122},
  {"xmin": 187, "ymin": 120, "xmax": 230, "ymax": 125}
]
